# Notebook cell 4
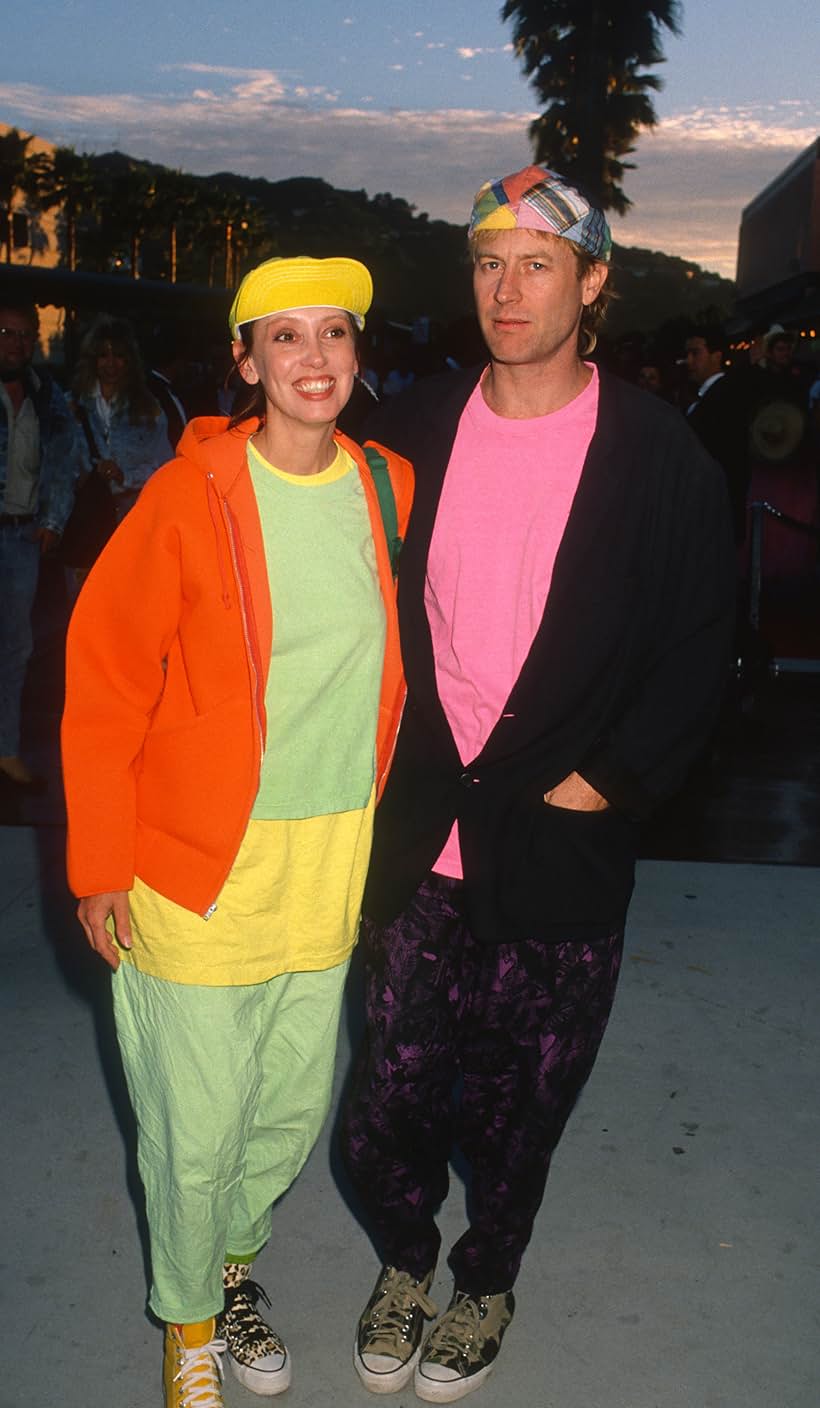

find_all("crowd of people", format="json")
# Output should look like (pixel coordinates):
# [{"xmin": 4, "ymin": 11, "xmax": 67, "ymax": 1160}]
[
  {"xmin": 617, "ymin": 323, "xmax": 818, "ymax": 545},
  {"xmin": 0, "ymin": 161, "xmax": 817, "ymax": 1408},
  {"xmin": 0, "ymin": 306, "xmax": 255, "ymax": 794}
]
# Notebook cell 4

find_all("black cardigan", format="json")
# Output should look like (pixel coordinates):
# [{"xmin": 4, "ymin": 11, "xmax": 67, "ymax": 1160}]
[{"xmin": 364, "ymin": 367, "xmax": 735, "ymax": 943}]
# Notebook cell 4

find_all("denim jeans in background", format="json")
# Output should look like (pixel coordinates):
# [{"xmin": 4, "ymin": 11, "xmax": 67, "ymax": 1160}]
[{"xmin": 0, "ymin": 522, "xmax": 40, "ymax": 755}]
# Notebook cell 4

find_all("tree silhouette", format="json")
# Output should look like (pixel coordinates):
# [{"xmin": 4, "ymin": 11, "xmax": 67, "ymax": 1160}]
[
  {"xmin": 0, "ymin": 127, "xmax": 37, "ymax": 263},
  {"xmin": 145, "ymin": 168, "xmax": 204, "ymax": 283},
  {"xmin": 32, "ymin": 146, "xmax": 97, "ymax": 271},
  {"xmin": 94, "ymin": 157, "xmax": 157, "ymax": 277},
  {"xmin": 501, "ymin": 1, "xmax": 681, "ymax": 212}
]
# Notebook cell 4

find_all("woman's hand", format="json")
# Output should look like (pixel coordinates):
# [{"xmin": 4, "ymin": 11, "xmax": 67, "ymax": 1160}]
[
  {"xmin": 544, "ymin": 771, "xmax": 609, "ymax": 811},
  {"xmin": 96, "ymin": 458, "xmax": 124, "ymax": 485},
  {"xmin": 77, "ymin": 890, "xmax": 132, "ymax": 970}
]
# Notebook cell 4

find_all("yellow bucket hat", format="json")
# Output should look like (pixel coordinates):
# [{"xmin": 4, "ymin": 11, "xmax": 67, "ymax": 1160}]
[{"xmin": 229, "ymin": 256, "xmax": 373, "ymax": 338}]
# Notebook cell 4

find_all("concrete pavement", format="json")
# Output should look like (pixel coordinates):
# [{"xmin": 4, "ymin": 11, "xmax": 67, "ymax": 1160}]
[{"xmin": 1, "ymin": 828, "xmax": 817, "ymax": 1408}]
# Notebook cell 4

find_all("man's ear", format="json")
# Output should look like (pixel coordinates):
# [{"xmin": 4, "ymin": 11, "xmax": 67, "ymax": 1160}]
[{"xmin": 581, "ymin": 261, "xmax": 609, "ymax": 308}]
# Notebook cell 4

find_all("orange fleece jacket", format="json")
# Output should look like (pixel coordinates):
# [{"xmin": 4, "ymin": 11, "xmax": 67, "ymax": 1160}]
[{"xmin": 62, "ymin": 417, "xmax": 413, "ymax": 914}]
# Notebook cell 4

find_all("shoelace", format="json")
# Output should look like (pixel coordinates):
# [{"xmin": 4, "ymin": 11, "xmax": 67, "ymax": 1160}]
[
  {"xmin": 222, "ymin": 1279, "xmax": 282, "ymax": 1352},
  {"xmin": 427, "ymin": 1293, "xmax": 481, "ymax": 1357},
  {"xmin": 173, "ymin": 1334, "xmax": 226, "ymax": 1408},
  {"xmin": 367, "ymin": 1269, "xmax": 438, "ymax": 1340}
]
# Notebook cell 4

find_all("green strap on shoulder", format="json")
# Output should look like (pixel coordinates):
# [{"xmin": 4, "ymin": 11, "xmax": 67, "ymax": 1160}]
[{"xmin": 364, "ymin": 443, "xmax": 403, "ymax": 578}]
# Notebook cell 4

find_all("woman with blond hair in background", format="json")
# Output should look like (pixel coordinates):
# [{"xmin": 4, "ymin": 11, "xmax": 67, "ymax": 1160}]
[{"xmin": 70, "ymin": 314, "xmax": 172, "ymax": 524}]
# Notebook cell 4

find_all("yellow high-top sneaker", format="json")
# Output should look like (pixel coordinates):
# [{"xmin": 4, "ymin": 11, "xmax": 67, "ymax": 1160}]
[{"xmin": 163, "ymin": 1317, "xmax": 226, "ymax": 1408}]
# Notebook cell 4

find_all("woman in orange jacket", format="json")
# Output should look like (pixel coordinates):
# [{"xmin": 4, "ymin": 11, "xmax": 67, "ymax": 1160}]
[{"xmin": 62, "ymin": 256, "xmax": 412, "ymax": 1408}]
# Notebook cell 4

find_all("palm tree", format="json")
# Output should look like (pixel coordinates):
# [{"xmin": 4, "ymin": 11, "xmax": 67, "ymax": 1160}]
[
  {"xmin": 96, "ymin": 157, "xmax": 156, "ymax": 277},
  {"xmin": 501, "ymin": 1, "xmax": 681, "ymax": 212},
  {"xmin": 185, "ymin": 182, "xmax": 231, "ymax": 288},
  {"xmin": 224, "ymin": 195, "xmax": 269, "ymax": 288},
  {"xmin": 148, "ymin": 168, "xmax": 202, "ymax": 283},
  {"xmin": 31, "ymin": 145, "xmax": 96, "ymax": 270},
  {"xmin": 0, "ymin": 127, "xmax": 36, "ymax": 262},
  {"xmin": 188, "ymin": 183, "xmax": 268, "ymax": 288}
]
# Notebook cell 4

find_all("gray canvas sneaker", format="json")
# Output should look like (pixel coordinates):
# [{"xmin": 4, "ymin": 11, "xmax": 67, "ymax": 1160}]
[
  {"xmin": 414, "ymin": 1288, "xmax": 515, "ymax": 1402},
  {"xmin": 354, "ymin": 1264, "xmax": 438, "ymax": 1393}
]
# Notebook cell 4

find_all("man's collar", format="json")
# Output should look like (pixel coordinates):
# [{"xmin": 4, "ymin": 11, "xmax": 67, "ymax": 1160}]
[
  {"xmin": 0, "ymin": 364, "xmax": 39, "ymax": 396},
  {"xmin": 698, "ymin": 371, "xmax": 724, "ymax": 398}
]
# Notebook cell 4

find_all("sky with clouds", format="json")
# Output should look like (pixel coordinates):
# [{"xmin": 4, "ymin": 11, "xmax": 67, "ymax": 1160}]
[{"xmin": 1, "ymin": 0, "xmax": 818, "ymax": 278}]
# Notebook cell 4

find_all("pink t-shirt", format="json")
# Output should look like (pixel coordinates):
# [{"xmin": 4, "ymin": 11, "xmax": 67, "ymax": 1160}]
[{"xmin": 425, "ymin": 366, "xmax": 598, "ymax": 875}]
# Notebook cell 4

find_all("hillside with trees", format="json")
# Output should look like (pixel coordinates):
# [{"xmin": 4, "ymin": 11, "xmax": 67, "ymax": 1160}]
[{"xmin": 1, "ymin": 127, "xmax": 734, "ymax": 343}]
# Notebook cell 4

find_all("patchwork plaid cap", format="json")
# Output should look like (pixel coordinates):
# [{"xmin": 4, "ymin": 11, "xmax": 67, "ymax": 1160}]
[
  {"xmin": 469, "ymin": 164, "xmax": 612, "ymax": 263},
  {"xmin": 229, "ymin": 256, "xmax": 373, "ymax": 338}
]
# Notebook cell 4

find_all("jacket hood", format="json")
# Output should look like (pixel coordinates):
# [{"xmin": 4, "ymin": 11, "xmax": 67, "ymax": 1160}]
[{"xmin": 175, "ymin": 414, "xmax": 258, "ymax": 494}]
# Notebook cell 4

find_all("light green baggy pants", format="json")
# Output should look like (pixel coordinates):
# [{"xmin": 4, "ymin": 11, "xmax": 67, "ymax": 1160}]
[{"xmin": 111, "ymin": 957, "xmax": 350, "ymax": 1323}]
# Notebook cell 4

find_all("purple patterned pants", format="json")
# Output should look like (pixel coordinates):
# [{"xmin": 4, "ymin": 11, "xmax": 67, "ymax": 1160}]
[{"xmin": 341, "ymin": 874, "xmax": 623, "ymax": 1295}]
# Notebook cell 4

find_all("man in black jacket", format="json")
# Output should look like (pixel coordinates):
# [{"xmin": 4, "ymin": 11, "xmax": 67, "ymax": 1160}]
[
  {"xmin": 342, "ymin": 166, "xmax": 734, "ymax": 1403},
  {"xmin": 685, "ymin": 323, "xmax": 755, "ymax": 542}
]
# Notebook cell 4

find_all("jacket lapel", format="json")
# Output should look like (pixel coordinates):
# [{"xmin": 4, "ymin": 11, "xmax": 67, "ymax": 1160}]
[{"xmin": 399, "ymin": 369, "xmax": 480, "ymax": 756}]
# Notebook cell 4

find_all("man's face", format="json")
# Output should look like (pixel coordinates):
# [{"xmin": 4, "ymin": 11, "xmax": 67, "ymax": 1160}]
[
  {"xmin": 472, "ymin": 228, "xmax": 608, "ymax": 372},
  {"xmin": 685, "ymin": 337, "xmax": 722, "ymax": 387},
  {"xmin": 638, "ymin": 365, "xmax": 662, "ymax": 394},
  {"xmin": 769, "ymin": 337, "xmax": 793, "ymax": 369},
  {"xmin": 0, "ymin": 309, "xmax": 37, "ymax": 381}
]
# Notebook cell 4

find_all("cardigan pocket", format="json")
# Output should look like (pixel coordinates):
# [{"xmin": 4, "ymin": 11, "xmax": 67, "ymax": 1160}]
[{"xmin": 499, "ymin": 796, "xmax": 637, "ymax": 935}]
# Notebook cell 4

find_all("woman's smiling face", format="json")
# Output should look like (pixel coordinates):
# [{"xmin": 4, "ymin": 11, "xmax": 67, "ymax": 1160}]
[
  {"xmin": 234, "ymin": 307, "xmax": 358, "ymax": 430},
  {"xmin": 96, "ymin": 340, "xmax": 129, "ymax": 394}
]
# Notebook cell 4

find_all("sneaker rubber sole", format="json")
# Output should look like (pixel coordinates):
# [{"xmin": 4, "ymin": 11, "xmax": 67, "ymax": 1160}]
[
  {"xmin": 227, "ymin": 1347, "xmax": 292, "ymax": 1396},
  {"xmin": 414, "ymin": 1359, "xmax": 496, "ymax": 1402},
  {"xmin": 353, "ymin": 1337, "xmax": 423, "ymax": 1394}
]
